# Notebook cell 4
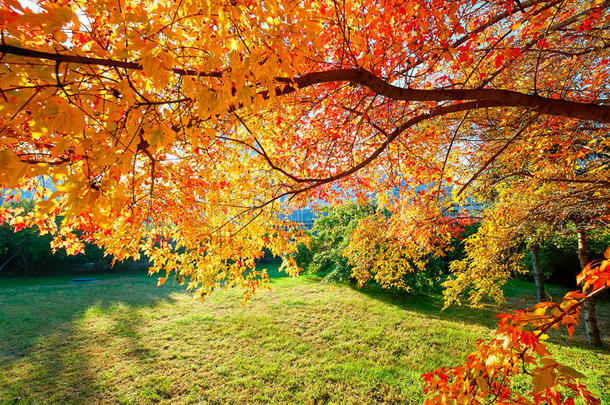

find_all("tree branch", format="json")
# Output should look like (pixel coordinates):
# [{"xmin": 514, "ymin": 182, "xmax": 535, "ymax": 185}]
[
  {"xmin": 282, "ymin": 69, "xmax": 610, "ymax": 123},
  {"xmin": 0, "ymin": 44, "xmax": 224, "ymax": 77},
  {"xmin": 3, "ymin": 44, "xmax": 610, "ymax": 122}
]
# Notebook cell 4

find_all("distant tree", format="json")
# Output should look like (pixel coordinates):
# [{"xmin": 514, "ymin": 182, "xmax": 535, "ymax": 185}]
[
  {"xmin": 446, "ymin": 171, "xmax": 609, "ymax": 345},
  {"xmin": 295, "ymin": 202, "xmax": 376, "ymax": 281}
]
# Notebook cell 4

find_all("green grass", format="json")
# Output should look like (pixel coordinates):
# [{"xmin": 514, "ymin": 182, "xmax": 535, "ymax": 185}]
[{"xmin": 0, "ymin": 267, "xmax": 608, "ymax": 404}]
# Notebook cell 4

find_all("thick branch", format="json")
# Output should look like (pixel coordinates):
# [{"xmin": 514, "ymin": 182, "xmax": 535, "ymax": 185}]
[
  {"xmin": 3, "ymin": 44, "xmax": 610, "ymax": 122},
  {"xmin": 282, "ymin": 69, "xmax": 610, "ymax": 123}
]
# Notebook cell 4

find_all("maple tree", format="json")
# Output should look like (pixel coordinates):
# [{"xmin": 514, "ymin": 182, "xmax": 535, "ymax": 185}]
[
  {"xmin": 1, "ymin": 0, "xmax": 609, "ymax": 292},
  {"xmin": 1, "ymin": 0, "xmax": 609, "ymax": 402}
]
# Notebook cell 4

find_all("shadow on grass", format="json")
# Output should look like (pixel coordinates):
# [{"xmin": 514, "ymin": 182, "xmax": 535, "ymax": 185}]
[
  {"xmin": 344, "ymin": 280, "xmax": 610, "ymax": 351},
  {"xmin": 0, "ymin": 273, "xmax": 179, "ymax": 356},
  {"xmin": 347, "ymin": 283, "xmax": 499, "ymax": 327},
  {"xmin": 0, "ymin": 273, "xmax": 179, "ymax": 404}
]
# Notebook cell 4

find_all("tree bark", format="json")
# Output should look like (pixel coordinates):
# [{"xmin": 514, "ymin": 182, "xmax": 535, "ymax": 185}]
[
  {"xmin": 576, "ymin": 229, "xmax": 603, "ymax": 346},
  {"xmin": 2, "ymin": 44, "xmax": 610, "ymax": 122},
  {"xmin": 530, "ymin": 247, "xmax": 546, "ymax": 302}
]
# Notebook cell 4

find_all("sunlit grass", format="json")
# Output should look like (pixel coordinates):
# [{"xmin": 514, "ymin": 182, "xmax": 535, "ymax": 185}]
[{"xmin": 0, "ymin": 268, "xmax": 608, "ymax": 404}]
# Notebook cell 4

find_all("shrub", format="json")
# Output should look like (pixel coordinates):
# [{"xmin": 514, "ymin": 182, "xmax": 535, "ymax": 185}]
[
  {"xmin": 294, "ymin": 202, "xmax": 448, "ymax": 293},
  {"xmin": 293, "ymin": 202, "xmax": 375, "ymax": 281}
]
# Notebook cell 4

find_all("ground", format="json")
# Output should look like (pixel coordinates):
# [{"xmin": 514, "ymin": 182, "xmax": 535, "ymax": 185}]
[{"xmin": 0, "ymin": 266, "xmax": 609, "ymax": 404}]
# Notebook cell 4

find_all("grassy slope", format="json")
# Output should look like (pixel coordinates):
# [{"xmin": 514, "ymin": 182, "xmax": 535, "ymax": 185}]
[{"xmin": 0, "ymin": 268, "xmax": 608, "ymax": 404}]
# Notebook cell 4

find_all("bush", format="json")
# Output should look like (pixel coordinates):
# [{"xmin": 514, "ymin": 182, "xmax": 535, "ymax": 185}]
[
  {"xmin": 294, "ymin": 202, "xmax": 450, "ymax": 294},
  {"xmin": 294, "ymin": 202, "xmax": 376, "ymax": 281}
]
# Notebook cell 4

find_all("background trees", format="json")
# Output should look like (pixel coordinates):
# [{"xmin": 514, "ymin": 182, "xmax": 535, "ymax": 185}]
[
  {"xmin": 0, "ymin": 200, "xmax": 54, "ymax": 275},
  {"xmin": 0, "ymin": 199, "xmax": 143, "ymax": 275},
  {"xmin": 293, "ymin": 202, "xmax": 376, "ymax": 283}
]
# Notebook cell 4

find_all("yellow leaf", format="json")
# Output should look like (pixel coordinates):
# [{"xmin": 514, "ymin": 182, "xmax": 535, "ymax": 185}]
[{"xmin": 0, "ymin": 150, "xmax": 28, "ymax": 187}]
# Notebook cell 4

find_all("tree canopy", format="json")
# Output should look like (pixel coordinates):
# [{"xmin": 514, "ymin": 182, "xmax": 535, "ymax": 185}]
[{"xmin": 2, "ymin": 0, "xmax": 608, "ymax": 297}]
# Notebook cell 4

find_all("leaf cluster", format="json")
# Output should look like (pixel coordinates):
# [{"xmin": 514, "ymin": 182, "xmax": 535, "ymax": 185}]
[{"xmin": 424, "ymin": 251, "xmax": 610, "ymax": 404}]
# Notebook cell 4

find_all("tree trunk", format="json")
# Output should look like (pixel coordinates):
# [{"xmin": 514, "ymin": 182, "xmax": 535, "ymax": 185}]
[
  {"xmin": 530, "ymin": 247, "xmax": 546, "ymax": 302},
  {"xmin": 576, "ymin": 229, "xmax": 602, "ymax": 347}
]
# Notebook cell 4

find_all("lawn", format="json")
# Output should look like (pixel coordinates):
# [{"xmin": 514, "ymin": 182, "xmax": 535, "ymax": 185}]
[{"xmin": 0, "ymin": 267, "xmax": 609, "ymax": 404}]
